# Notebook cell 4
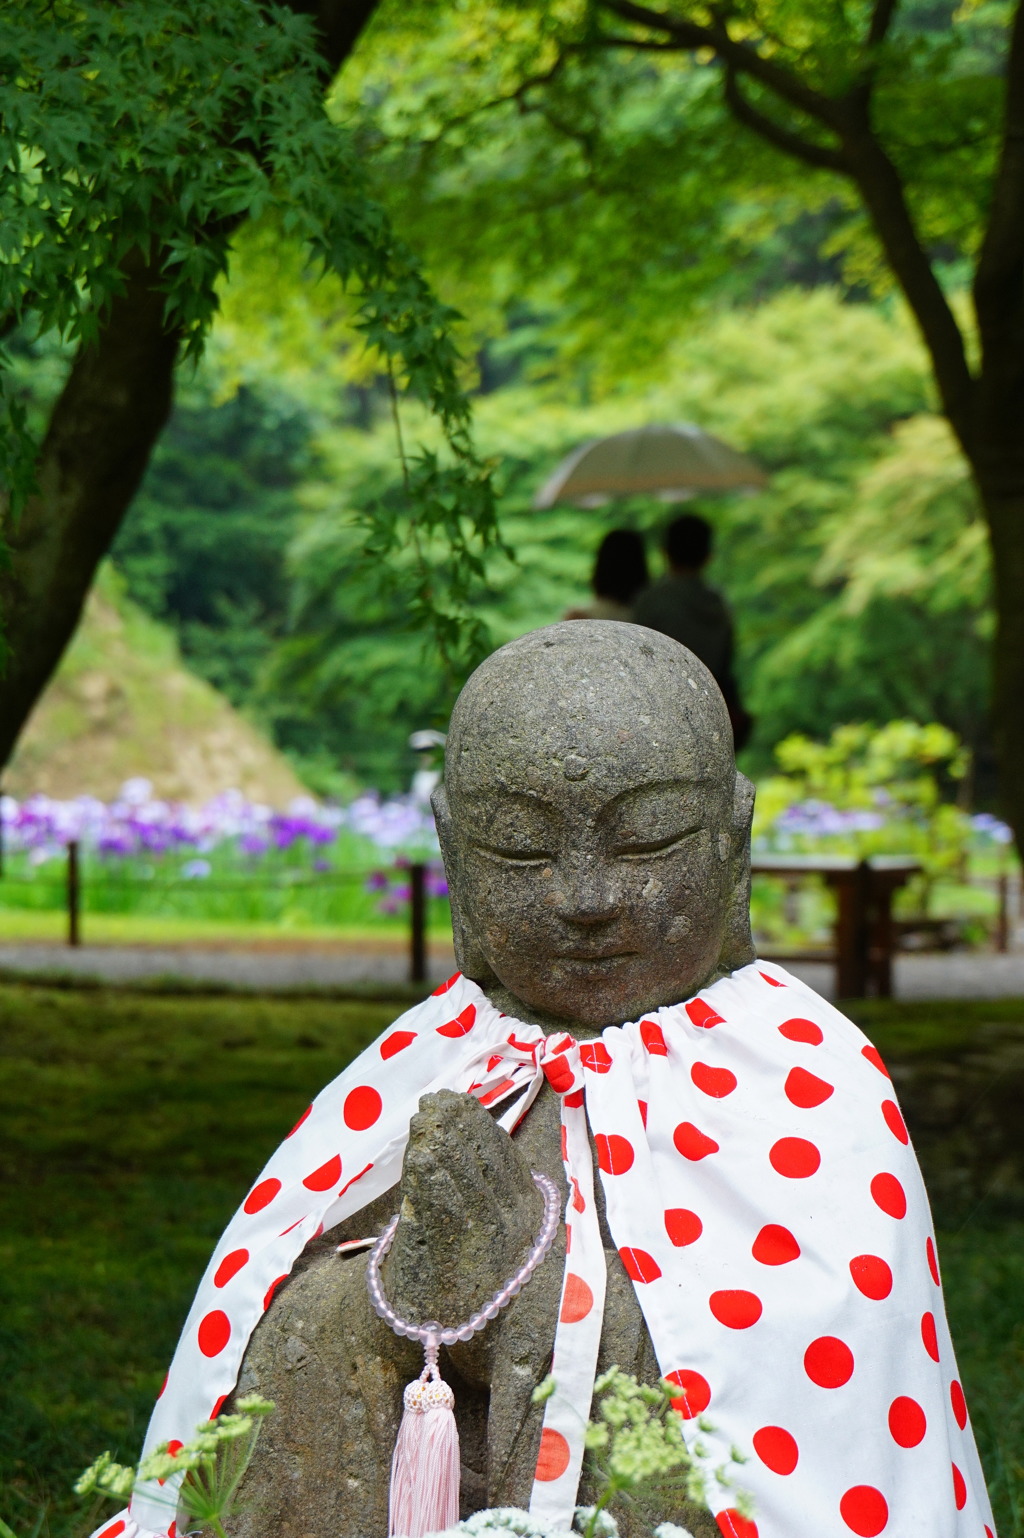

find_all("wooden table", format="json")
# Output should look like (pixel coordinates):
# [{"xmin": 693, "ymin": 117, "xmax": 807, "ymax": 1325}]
[{"xmin": 751, "ymin": 854, "xmax": 921, "ymax": 998}]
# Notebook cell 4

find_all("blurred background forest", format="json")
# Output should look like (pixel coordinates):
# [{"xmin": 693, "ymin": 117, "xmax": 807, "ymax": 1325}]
[
  {"xmin": 19, "ymin": 278, "xmax": 984, "ymax": 801},
  {"xmin": 4, "ymin": 2, "xmax": 994, "ymax": 805}
]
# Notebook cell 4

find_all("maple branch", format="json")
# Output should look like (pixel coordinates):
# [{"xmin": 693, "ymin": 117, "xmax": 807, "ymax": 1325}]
[
  {"xmin": 724, "ymin": 67, "xmax": 847, "ymax": 172},
  {"xmin": 601, "ymin": 0, "xmax": 845, "ymax": 128}
]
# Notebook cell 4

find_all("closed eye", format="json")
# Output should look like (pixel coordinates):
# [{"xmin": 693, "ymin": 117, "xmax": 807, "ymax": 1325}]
[
  {"xmin": 472, "ymin": 843, "xmax": 555, "ymax": 866},
  {"xmin": 613, "ymin": 826, "xmax": 701, "ymax": 858}
]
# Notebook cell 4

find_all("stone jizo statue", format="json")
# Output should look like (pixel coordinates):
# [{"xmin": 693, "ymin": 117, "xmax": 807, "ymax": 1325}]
[{"xmin": 94, "ymin": 623, "xmax": 994, "ymax": 1538}]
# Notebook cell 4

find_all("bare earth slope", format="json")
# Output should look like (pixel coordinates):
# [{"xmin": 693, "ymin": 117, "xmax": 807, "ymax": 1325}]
[{"xmin": 5, "ymin": 567, "xmax": 306, "ymax": 804}]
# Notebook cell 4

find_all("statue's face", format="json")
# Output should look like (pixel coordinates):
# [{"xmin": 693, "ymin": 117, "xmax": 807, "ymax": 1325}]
[{"xmin": 436, "ymin": 625, "xmax": 742, "ymax": 1028}]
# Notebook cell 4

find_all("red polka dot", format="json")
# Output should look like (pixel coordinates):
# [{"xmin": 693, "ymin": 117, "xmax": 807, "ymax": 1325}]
[
  {"xmin": 691, "ymin": 1061, "xmax": 737, "ymax": 1097},
  {"xmin": 674, "ymin": 1121, "xmax": 719, "ymax": 1160},
  {"xmin": 640, "ymin": 1018, "xmax": 668, "ymax": 1055},
  {"xmin": 596, "ymin": 1133, "xmax": 635, "ymax": 1174},
  {"xmin": 565, "ymin": 1088, "xmax": 584, "ymax": 1109},
  {"xmin": 840, "ymin": 1485, "xmax": 888, "ymax": 1534},
  {"xmin": 580, "ymin": 1041, "xmax": 613, "ymax": 1073},
  {"xmin": 888, "ymin": 1396, "xmax": 926, "ymax": 1446},
  {"xmin": 685, "ymin": 997, "xmax": 725, "ymax": 1028},
  {"xmin": 753, "ymin": 1425, "xmax": 799, "ymax": 1475},
  {"xmin": 214, "ymin": 1249, "xmax": 249, "ymax": 1287},
  {"xmin": 638, "ymin": 1098, "xmax": 648, "ymax": 1126},
  {"xmin": 778, "ymin": 1017, "xmax": 823, "ymax": 1045},
  {"xmin": 871, "ymin": 1173, "xmax": 907, "ymax": 1219},
  {"xmin": 950, "ymin": 1379, "xmax": 968, "ymax": 1430},
  {"xmin": 243, "ymin": 1178, "xmax": 281, "ymax": 1214},
  {"xmin": 716, "ymin": 1511, "xmax": 758, "ymax": 1538},
  {"xmin": 664, "ymin": 1208, "xmax": 703, "ymax": 1246},
  {"xmin": 303, "ymin": 1153, "xmax": 342, "ymax": 1191},
  {"xmin": 197, "ymin": 1309, "xmax": 231, "ymax": 1358},
  {"xmin": 432, "ymin": 972, "xmax": 461, "ymax": 994},
  {"xmin": 952, "ymin": 1463, "xmax": 967, "ymax": 1510},
  {"xmin": 760, "ymin": 970, "xmax": 784, "ymax": 986},
  {"xmin": 263, "ymin": 1274, "xmax": 288, "ymax": 1309},
  {"xmin": 619, "ymin": 1245, "xmax": 662, "ymax": 1283},
  {"xmin": 785, "ymin": 1067, "xmax": 834, "ymax": 1108},
  {"xmin": 862, "ymin": 1044, "xmax": 889, "ymax": 1077},
  {"xmin": 804, "ymin": 1336, "xmax": 854, "ymax": 1387},
  {"xmin": 987, "ymin": 1528, "xmax": 995, "ymax": 1538},
  {"xmin": 157, "ymin": 1372, "xmax": 168, "ymax": 1397},
  {"xmin": 921, "ymin": 1311, "xmax": 940, "ymax": 1361},
  {"xmin": 544, "ymin": 1054, "xmax": 575, "ymax": 1093},
  {"xmin": 927, "ymin": 1235, "xmax": 940, "ymax": 1285},
  {"xmin": 560, "ymin": 1272, "xmax": 594, "ymax": 1323},
  {"xmin": 166, "ymin": 1440, "xmax": 183, "ymax": 1457},
  {"xmin": 710, "ymin": 1289, "xmax": 763, "ymax": 1329},
  {"xmin": 98, "ymin": 1524, "xmax": 126, "ymax": 1538},
  {"xmin": 770, "ymin": 1137, "xmax": 820, "ymax": 1177},
  {"xmin": 665, "ymin": 1367, "xmax": 711, "ymax": 1418},
  {"xmin": 752, "ymin": 1223, "xmax": 801, "ymax": 1265},
  {"xmin": 380, "ymin": 1030, "xmax": 417, "ymax": 1059},
  {"xmin": 211, "ymin": 1393, "xmax": 229, "ymax": 1418},
  {"xmin": 535, "ymin": 1427, "xmax": 570, "ymax": 1481},
  {"xmin": 570, "ymin": 1175, "xmax": 585, "ymax": 1212},
  {"xmin": 286, "ymin": 1104, "xmax": 312, "ymax": 1137},
  {"xmin": 437, "ymin": 1004, "xmax": 476, "ymax": 1037},
  {"xmin": 881, "ymin": 1099, "xmax": 909, "ymax": 1144},
  {"xmin": 344, "ymin": 1085, "xmax": 382, "ymax": 1130},
  {"xmin": 849, "ymin": 1254, "xmax": 893, "ymax": 1300}
]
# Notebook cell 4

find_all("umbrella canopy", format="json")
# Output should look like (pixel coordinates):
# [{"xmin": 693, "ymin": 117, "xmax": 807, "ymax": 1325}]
[{"xmin": 533, "ymin": 422, "xmax": 767, "ymax": 509}]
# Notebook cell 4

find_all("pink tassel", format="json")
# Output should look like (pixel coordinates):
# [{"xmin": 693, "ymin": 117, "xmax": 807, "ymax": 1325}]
[{"xmin": 389, "ymin": 1341, "xmax": 461, "ymax": 1538}]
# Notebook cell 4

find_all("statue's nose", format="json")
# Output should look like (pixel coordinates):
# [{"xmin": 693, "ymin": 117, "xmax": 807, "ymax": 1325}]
[{"xmin": 558, "ymin": 856, "xmax": 622, "ymax": 925}]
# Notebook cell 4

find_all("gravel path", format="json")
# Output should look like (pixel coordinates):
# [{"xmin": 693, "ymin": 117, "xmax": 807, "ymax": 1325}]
[{"xmin": 0, "ymin": 941, "xmax": 1022, "ymax": 998}]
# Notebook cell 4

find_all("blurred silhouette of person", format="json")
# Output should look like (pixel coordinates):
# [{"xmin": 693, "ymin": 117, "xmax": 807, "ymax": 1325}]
[
  {"xmin": 564, "ymin": 528, "xmax": 649, "ymax": 621},
  {"xmin": 631, "ymin": 512, "xmax": 753, "ymax": 751}
]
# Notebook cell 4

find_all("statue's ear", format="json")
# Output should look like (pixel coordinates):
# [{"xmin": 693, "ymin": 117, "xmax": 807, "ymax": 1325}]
[
  {"xmin": 431, "ymin": 783, "xmax": 502, "ymax": 988},
  {"xmin": 718, "ymin": 771, "xmax": 756, "ymax": 975}
]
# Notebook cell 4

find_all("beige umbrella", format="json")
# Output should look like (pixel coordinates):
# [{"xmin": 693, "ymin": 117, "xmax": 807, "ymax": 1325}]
[{"xmin": 533, "ymin": 422, "xmax": 767, "ymax": 509}]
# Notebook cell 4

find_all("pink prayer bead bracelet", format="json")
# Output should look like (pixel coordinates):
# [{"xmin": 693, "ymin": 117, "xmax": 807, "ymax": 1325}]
[{"xmin": 366, "ymin": 1169, "xmax": 561, "ymax": 1347}]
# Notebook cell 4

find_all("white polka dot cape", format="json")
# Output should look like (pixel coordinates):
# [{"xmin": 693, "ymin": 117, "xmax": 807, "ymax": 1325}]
[{"xmin": 92, "ymin": 962, "xmax": 995, "ymax": 1538}]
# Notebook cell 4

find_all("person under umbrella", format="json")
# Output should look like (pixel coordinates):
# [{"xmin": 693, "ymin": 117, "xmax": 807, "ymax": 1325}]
[
  {"xmin": 563, "ymin": 528, "xmax": 649, "ymax": 622},
  {"xmin": 632, "ymin": 512, "xmax": 753, "ymax": 751}
]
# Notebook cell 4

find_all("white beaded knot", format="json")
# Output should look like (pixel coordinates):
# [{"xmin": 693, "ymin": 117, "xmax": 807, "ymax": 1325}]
[{"xmin": 404, "ymin": 1375, "xmax": 456, "ymax": 1413}]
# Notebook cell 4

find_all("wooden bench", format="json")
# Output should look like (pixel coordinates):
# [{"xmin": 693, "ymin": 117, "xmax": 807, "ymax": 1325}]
[{"xmin": 751, "ymin": 854, "xmax": 921, "ymax": 998}]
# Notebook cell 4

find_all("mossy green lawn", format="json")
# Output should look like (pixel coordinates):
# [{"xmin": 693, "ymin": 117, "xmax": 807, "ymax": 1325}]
[{"xmin": 0, "ymin": 985, "xmax": 1021, "ymax": 1535}]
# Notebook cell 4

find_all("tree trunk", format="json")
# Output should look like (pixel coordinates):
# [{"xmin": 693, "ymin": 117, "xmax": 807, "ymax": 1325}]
[
  {"xmin": 0, "ymin": 0, "xmax": 381, "ymax": 774},
  {"xmin": 0, "ymin": 255, "xmax": 180, "ymax": 768},
  {"xmin": 979, "ymin": 482, "xmax": 1024, "ymax": 863}
]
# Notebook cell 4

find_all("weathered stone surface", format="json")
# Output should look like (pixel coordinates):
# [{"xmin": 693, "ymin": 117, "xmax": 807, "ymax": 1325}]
[
  {"xmin": 236, "ymin": 624, "xmax": 744, "ymax": 1537},
  {"xmin": 434, "ymin": 622, "xmax": 754, "ymax": 1033}
]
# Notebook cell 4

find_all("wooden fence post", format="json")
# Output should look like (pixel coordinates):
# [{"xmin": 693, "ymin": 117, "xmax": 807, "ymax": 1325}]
[
  {"xmin": 67, "ymin": 840, "xmax": 81, "ymax": 947},
  {"xmin": 409, "ymin": 863, "xmax": 426, "ymax": 983},
  {"xmin": 996, "ymin": 871, "xmax": 1009, "ymax": 952}
]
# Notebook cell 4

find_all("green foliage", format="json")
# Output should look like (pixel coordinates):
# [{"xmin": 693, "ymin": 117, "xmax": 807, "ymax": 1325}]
[
  {"xmin": 77, "ymin": 1395, "xmax": 276, "ymax": 1538},
  {"xmin": 754, "ymin": 719, "xmax": 972, "ymax": 881},
  {"xmin": 0, "ymin": 0, "xmax": 499, "ymax": 679},
  {"xmin": 579, "ymin": 1368, "xmax": 749, "ymax": 1530},
  {"xmin": 111, "ymin": 377, "xmax": 311, "ymax": 711},
  {"xmin": 266, "ymin": 287, "xmax": 990, "ymax": 783},
  {"xmin": 338, "ymin": 0, "xmax": 1009, "ymax": 373}
]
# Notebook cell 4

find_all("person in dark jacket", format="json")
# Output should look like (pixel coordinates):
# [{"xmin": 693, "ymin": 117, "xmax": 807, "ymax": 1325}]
[{"xmin": 631, "ymin": 513, "xmax": 753, "ymax": 750}]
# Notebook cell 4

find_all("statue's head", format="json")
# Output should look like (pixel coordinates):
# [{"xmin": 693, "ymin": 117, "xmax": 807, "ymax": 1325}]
[{"xmin": 433, "ymin": 622, "xmax": 755, "ymax": 1032}]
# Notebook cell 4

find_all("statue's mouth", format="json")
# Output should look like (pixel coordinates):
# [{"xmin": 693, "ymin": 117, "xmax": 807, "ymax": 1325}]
[{"xmin": 557, "ymin": 950, "xmax": 637, "ymax": 966}]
